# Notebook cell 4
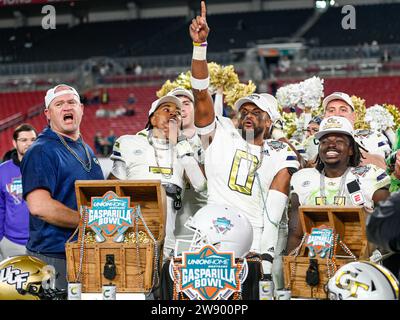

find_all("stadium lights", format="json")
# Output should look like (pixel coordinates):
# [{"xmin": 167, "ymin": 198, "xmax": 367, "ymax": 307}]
[
  {"xmin": 315, "ymin": 1, "xmax": 327, "ymax": 9},
  {"xmin": 315, "ymin": 0, "xmax": 335, "ymax": 9}
]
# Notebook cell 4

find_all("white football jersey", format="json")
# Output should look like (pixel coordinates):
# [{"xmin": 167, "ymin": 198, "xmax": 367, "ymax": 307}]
[
  {"xmin": 291, "ymin": 165, "xmax": 390, "ymax": 211},
  {"xmin": 110, "ymin": 133, "xmax": 187, "ymax": 257},
  {"xmin": 204, "ymin": 117, "xmax": 300, "ymax": 228},
  {"xmin": 354, "ymin": 129, "xmax": 391, "ymax": 158},
  {"xmin": 110, "ymin": 134, "xmax": 185, "ymax": 188}
]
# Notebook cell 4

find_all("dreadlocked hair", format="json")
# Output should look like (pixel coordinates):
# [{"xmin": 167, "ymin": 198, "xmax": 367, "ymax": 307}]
[{"xmin": 314, "ymin": 137, "xmax": 365, "ymax": 172}]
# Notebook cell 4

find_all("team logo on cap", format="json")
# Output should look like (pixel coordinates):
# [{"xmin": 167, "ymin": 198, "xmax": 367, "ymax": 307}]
[
  {"xmin": 247, "ymin": 94, "xmax": 261, "ymax": 101},
  {"xmin": 302, "ymin": 181, "xmax": 311, "ymax": 187},
  {"xmin": 322, "ymin": 117, "xmax": 344, "ymax": 130}
]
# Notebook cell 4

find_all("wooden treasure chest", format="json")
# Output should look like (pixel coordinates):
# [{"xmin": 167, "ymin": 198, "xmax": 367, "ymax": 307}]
[
  {"xmin": 283, "ymin": 206, "xmax": 371, "ymax": 299},
  {"xmin": 65, "ymin": 180, "xmax": 166, "ymax": 293}
]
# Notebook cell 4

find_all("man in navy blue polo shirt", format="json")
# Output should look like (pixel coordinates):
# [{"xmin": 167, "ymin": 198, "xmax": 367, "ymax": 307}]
[{"xmin": 21, "ymin": 84, "xmax": 104, "ymax": 290}]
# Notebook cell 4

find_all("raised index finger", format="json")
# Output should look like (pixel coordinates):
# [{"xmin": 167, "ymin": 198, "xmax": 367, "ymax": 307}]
[{"xmin": 201, "ymin": 1, "xmax": 207, "ymax": 19}]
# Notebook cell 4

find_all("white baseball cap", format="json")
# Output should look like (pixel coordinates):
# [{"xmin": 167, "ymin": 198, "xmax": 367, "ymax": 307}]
[
  {"xmin": 260, "ymin": 93, "xmax": 281, "ymax": 122},
  {"xmin": 315, "ymin": 116, "xmax": 354, "ymax": 140},
  {"xmin": 167, "ymin": 87, "xmax": 194, "ymax": 102},
  {"xmin": 146, "ymin": 95, "xmax": 183, "ymax": 128},
  {"xmin": 44, "ymin": 84, "xmax": 80, "ymax": 109},
  {"xmin": 322, "ymin": 92, "xmax": 354, "ymax": 111},
  {"xmin": 234, "ymin": 93, "xmax": 276, "ymax": 120},
  {"xmin": 148, "ymin": 95, "xmax": 183, "ymax": 117}
]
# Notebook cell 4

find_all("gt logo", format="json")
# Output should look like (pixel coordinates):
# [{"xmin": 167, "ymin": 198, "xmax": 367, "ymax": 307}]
[{"xmin": 335, "ymin": 270, "xmax": 369, "ymax": 298}]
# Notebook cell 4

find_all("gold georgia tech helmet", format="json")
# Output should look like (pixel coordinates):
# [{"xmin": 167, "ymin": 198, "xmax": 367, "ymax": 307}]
[{"xmin": 0, "ymin": 255, "xmax": 56, "ymax": 300}]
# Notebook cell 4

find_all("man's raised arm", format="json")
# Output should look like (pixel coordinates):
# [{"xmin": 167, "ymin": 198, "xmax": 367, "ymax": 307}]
[{"xmin": 189, "ymin": 2, "xmax": 215, "ymax": 138}]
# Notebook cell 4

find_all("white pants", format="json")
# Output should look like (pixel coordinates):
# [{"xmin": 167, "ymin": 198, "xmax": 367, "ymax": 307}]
[
  {"xmin": 250, "ymin": 215, "xmax": 288, "ymax": 291},
  {"xmin": 0, "ymin": 237, "xmax": 27, "ymax": 261},
  {"xmin": 250, "ymin": 226, "xmax": 263, "ymax": 254},
  {"xmin": 273, "ymin": 221, "xmax": 288, "ymax": 290}
]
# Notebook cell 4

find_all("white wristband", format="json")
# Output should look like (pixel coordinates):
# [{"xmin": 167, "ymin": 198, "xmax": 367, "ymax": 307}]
[
  {"xmin": 190, "ymin": 75, "xmax": 210, "ymax": 91},
  {"xmin": 195, "ymin": 119, "xmax": 216, "ymax": 135},
  {"xmin": 192, "ymin": 45, "xmax": 207, "ymax": 60}
]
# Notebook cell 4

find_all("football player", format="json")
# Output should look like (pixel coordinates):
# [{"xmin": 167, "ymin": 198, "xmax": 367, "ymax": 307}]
[
  {"xmin": 189, "ymin": 1, "xmax": 300, "ymax": 281},
  {"xmin": 108, "ymin": 95, "xmax": 206, "ymax": 259},
  {"xmin": 288, "ymin": 116, "xmax": 391, "ymax": 253},
  {"xmin": 304, "ymin": 92, "xmax": 391, "ymax": 169}
]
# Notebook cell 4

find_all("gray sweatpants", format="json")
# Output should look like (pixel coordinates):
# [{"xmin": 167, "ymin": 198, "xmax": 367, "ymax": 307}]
[
  {"xmin": 26, "ymin": 250, "xmax": 68, "ymax": 290},
  {"xmin": 0, "ymin": 237, "xmax": 27, "ymax": 261}
]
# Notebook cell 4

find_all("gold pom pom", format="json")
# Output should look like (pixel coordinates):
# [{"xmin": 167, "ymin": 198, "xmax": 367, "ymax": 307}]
[
  {"xmin": 224, "ymin": 81, "xmax": 257, "ymax": 109},
  {"xmin": 383, "ymin": 104, "xmax": 400, "ymax": 130},
  {"xmin": 156, "ymin": 71, "xmax": 192, "ymax": 98},
  {"xmin": 351, "ymin": 95, "xmax": 370, "ymax": 130},
  {"xmin": 208, "ymin": 62, "xmax": 240, "ymax": 93},
  {"xmin": 174, "ymin": 71, "xmax": 192, "ymax": 89},
  {"xmin": 157, "ymin": 62, "xmax": 242, "ymax": 100},
  {"xmin": 282, "ymin": 111, "xmax": 298, "ymax": 139},
  {"xmin": 156, "ymin": 80, "xmax": 177, "ymax": 98}
]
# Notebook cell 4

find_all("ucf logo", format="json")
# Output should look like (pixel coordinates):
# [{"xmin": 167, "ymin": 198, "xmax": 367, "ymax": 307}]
[
  {"xmin": 335, "ymin": 270, "xmax": 370, "ymax": 298},
  {"xmin": 0, "ymin": 266, "xmax": 30, "ymax": 290}
]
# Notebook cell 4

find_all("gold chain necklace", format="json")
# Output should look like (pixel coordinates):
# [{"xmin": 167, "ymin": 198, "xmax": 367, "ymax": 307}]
[{"xmin": 55, "ymin": 132, "xmax": 92, "ymax": 172}]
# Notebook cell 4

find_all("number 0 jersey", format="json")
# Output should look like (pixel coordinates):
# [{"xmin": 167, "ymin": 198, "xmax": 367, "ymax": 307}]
[{"xmin": 204, "ymin": 117, "xmax": 300, "ymax": 228}]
